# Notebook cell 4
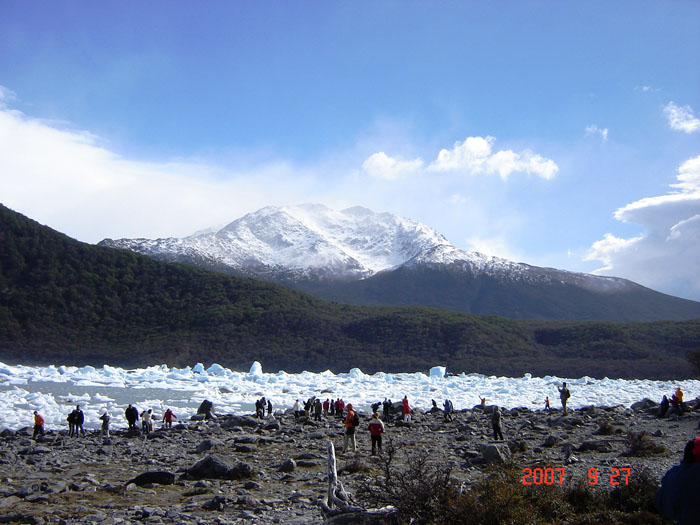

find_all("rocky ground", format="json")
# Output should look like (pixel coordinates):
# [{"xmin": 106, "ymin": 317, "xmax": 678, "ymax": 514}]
[{"xmin": 1, "ymin": 399, "xmax": 698, "ymax": 524}]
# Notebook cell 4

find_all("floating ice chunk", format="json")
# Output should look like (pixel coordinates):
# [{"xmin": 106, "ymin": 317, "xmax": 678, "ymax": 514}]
[
  {"xmin": 207, "ymin": 363, "xmax": 227, "ymax": 375},
  {"xmin": 249, "ymin": 361, "xmax": 263, "ymax": 376},
  {"xmin": 429, "ymin": 366, "xmax": 446, "ymax": 379},
  {"xmin": 192, "ymin": 363, "xmax": 205, "ymax": 374},
  {"xmin": 347, "ymin": 368, "xmax": 366, "ymax": 379}
]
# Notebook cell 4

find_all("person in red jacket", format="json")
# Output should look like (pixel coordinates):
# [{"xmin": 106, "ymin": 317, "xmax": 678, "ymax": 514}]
[
  {"xmin": 368, "ymin": 412, "xmax": 385, "ymax": 456},
  {"xmin": 162, "ymin": 408, "xmax": 176, "ymax": 429},
  {"xmin": 402, "ymin": 396, "xmax": 411, "ymax": 423},
  {"xmin": 33, "ymin": 410, "xmax": 45, "ymax": 438}
]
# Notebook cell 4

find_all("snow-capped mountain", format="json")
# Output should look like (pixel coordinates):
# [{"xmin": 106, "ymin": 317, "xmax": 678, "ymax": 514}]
[
  {"xmin": 99, "ymin": 203, "xmax": 627, "ymax": 290},
  {"xmin": 100, "ymin": 204, "xmax": 451, "ymax": 280},
  {"xmin": 99, "ymin": 204, "xmax": 700, "ymax": 321}
]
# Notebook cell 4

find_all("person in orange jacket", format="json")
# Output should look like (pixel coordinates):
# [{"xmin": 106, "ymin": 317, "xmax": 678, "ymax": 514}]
[
  {"xmin": 342, "ymin": 403, "xmax": 358, "ymax": 453},
  {"xmin": 33, "ymin": 410, "xmax": 45, "ymax": 438}
]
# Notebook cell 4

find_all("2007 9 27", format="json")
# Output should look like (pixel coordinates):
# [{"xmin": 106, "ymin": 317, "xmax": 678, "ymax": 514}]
[{"xmin": 522, "ymin": 467, "xmax": 631, "ymax": 485}]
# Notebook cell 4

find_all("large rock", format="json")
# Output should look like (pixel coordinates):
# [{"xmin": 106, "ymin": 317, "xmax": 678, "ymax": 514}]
[
  {"xmin": 127, "ymin": 471, "xmax": 175, "ymax": 487},
  {"xmin": 183, "ymin": 454, "xmax": 234, "ymax": 480},
  {"xmin": 479, "ymin": 444, "xmax": 512, "ymax": 464}
]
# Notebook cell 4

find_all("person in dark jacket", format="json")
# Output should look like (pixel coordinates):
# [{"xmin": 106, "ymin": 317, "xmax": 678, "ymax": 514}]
[
  {"xmin": 655, "ymin": 437, "xmax": 700, "ymax": 524},
  {"xmin": 73, "ymin": 405, "xmax": 85, "ymax": 437},
  {"xmin": 125, "ymin": 404, "xmax": 139, "ymax": 430},
  {"xmin": 491, "ymin": 406, "xmax": 504, "ymax": 440}
]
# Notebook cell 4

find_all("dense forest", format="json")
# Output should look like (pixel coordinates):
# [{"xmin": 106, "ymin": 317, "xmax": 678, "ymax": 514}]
[{"xmin": 1, "ymin": 204, "xmax": 698, "ymax": 379}]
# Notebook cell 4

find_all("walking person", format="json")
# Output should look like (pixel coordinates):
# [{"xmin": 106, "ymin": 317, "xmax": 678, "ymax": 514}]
[
  {"xmin": 314, "ymin": 398, "xmax": 323, "ymax": 421},
  {"xmin": 292, "ymin": 399, "xmax": 302, "ymax": 420},
  {"xmin": 491, "ymin": 406, "xmax": 504, "ymax": 440},
  {"xmin": 162, "ymin": 408, "xmax": 176, "ymax": 429},
  {"xmin": 545, "ymin": 396, "xmax": 551, "ymax": 411},
  {"xmin": 443, "ymin": 399, "xmax": 454, "ymax": 422},
  {"xmin": 368, "ymin": 412, "xmax": 385, "ymax": 456},
  {"xmin": 140, "ymin": 408, "xmax": 153, "ymax": 434},
  {"xmin": 342, "ymin": 403, "xmax": 359, "ymax": 454},
  {"xmin": 33, "ymin": 410, "xmax": 45, "ymax": 438},
  {"xmin": 402, "ymin": 396, "xmax": 411, "ymax": 423},
  {"xmin": 125, "ymin": 404, "xmax": 138, "ymax": 430},
  {"xmin": 558, "ymin": 382, "xmax": 571, "ymax": 414},
  {"xmin": 73, "ymin": 405, "xmax": 86, "ymax": 437},
  {"xmin": 99, "ymin": 411, "xmax": 111, "ymax": 437},
  {"xmin": 67, "ymin": 409, "xmax": 77, "ymax": 437}
]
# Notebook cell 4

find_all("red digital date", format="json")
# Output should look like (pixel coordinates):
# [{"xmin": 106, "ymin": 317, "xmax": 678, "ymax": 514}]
[{"xmin": 522, "ymin": 467, "xmax": 631, "ymax": 485}]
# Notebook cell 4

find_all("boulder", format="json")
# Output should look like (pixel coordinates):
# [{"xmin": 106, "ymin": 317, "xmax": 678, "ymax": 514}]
[
  {"xmin": 479, "ymin": 444, "xmax": 512, "ymax": 464},
  {"xmin": 279, "ymin": 459, "xmax": 297, "ymax": 473},
  {"xmin": 127, "ymin": 471, "xmax": 175, "ymax": 487}
]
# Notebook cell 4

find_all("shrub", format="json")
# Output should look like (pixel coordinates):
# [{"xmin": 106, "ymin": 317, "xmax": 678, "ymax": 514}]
[{"xmin": 625, "ymin": 431, "xmax": 666, "ymax": 456}]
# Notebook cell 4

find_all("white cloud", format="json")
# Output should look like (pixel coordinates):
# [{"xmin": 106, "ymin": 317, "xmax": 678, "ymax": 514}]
[
  {"xmin": 585, "ymin": 155, "xmax": 700, "ymax": 300},
  {"xmin": 361, "ymin": 151, "xmax": 423, "ymax": 180},
  {"xmin": 585, "ymin": 124, "xmax": 608, "ymax": 141},
  {"xmin": 0, "ymin": 103, "xmax": 321, "ymax": 242},
  {"xmin": 428, "ymin": 136, "xmax": 558, "ymax": 180},
  {"xmin": 663, "ymin": 101, "xmax": 700, "ymax": 133},
  {"xmin": 465, "ymin": 235, "xmax": 522, "ymax": 262},
  {"xmin": 0, "ymin": 86, "xmax": 16, "ymax": 107}
]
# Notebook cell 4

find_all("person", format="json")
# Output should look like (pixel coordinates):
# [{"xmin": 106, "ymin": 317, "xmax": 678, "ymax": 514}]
[
  {"xmin": 323, "ymin": 398, "xmax": 330, "ymax": 416},
  {"xmin": 655, "ymin": 437, "xmax": 700, "ymax": 524},
  {"xmin": 292, "ymin": 399, "xmax": 302, "ymax": 420},
  {"xmin": 67, "ymin": 409, "xmax": 77, "ymax": 437},
  {"xmin": 668, "ymin": 394, "xmax": 683, "ymax": 418},
  {"xmin": 99, "ymin": 412, "xmax": 111, "ymax": 437},
  {"xmin": 342, "ymin": 403, "xmax": 358, "ymax": 453},
  {"xmin": 491, "ymin": 405, "xmax": 504, "ymax": 440},
  {"xmin": 267, "ymin": 399, "xmax": 273, "ymax": 417},
  {"xmin": 382, "ymin": 398, "xmax": 391, "ymax": 419},
  {"xmin": 162, "ymin": 408, "xmax": 176, "ymax": 429},
  {"xmin": 545, "ymin": 396, "xmax": 550, "ymax": 411},
  {"xmin": 402, "ymin": 396, "xmax": 411, "ymax": 423},
  {"xmin": 558, "ymin": 382, "xmax": 570, "ymax": 414},
  {"xmin": 368, "ymin": 412, "xmax": 385, "ymax": 456},
  {"xmin": 255, "ymin": 398, "xmax": 264, "ymax": 419},
  {"xmin": 314, "ymin": 398, "xmax": 323, "ymax": 421},
  {"xmin": 443, "ymin": 399, "xmax": 454, "ymax": 422},
  {"xmin": 480, "ymin": 397, "xmax": 486, "ymax": 411},
  {"xmin": 73, "ymin": 405, "xmax": 85, "ymax": 437},
  {"xmin": 125, "ymin": 404, "xmax": 139, "ymax": 430},
  {"xmin": 337, "ymin": 398, "xmax": 345, "ymax": 417},
  {"xmin": 197, "ymin": 399, "xmax": 216, "ymax": 420},
  {"xmin": 675, "ymin": 386, "xmax": 684, "ymax": 404},
  {"xmin": 657, "ymin": 395, "xmax": 670, "ymax": 418},
  {"xmin": 431, "ymin": 399, "xmax": 438, "ymax": 411},
  {"xmin": 140, "ymin": 408, "xmax": 153, "ymax": 434},
  {"xmin": 33, "ymin": 410, "xmax": 45, "ymax": 438}
]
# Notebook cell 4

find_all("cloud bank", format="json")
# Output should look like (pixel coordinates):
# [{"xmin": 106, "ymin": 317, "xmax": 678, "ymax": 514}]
[{"xmin": 585, "ymin": 155, "xmax": 700, "ymax": 301}]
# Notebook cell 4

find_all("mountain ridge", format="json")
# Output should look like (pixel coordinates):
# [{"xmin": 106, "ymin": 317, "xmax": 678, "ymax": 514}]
[
  {"xmin": 99, "ymin": 204, "xmax": 700, "ymax": 322},
  {"xmin": 2, "ymin": 202, "xmax": 699, "ymax": 379}
]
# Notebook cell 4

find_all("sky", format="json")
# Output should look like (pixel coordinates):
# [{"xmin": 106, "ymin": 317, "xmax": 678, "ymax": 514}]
[{"xmin": 1, "ymin": 1, "xmax": 699, "ymax": 301}]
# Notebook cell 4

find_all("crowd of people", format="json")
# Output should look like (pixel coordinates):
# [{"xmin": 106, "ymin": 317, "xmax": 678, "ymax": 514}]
[{"xmin": 28, "ymin": 383, "xmax": 694, "ymax": 450}]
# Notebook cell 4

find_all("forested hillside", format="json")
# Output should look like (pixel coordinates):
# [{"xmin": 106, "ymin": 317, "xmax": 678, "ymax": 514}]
[{"xmin": 1, "ymin": 204, "xmax": 698, "ymax": 379}]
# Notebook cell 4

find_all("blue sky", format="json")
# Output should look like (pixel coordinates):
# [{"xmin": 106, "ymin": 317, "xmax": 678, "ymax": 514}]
[{"xmin": 1, "ymin": 1, "xmax": 699, "ymax": 300}]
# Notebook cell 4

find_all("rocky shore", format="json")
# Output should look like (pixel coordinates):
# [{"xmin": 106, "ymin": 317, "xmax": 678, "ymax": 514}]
[{"xmin": 1, "ymin": 398, "xmax": 699, "ymax": 524}]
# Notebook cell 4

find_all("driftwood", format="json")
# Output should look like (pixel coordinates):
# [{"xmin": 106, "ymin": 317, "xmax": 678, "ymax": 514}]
[{"xmin": 319, "ymin": 440, "xmax": 396, "ymax": 523}]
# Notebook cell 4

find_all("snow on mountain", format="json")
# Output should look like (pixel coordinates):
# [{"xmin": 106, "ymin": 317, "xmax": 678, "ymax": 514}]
[
  {"xmin": 101, "ymin": 204, "xmax": 450, "ymax": 280},
  {"xmin": 99, "ymin": 203, "xmax": 630, "ymax": 291}
]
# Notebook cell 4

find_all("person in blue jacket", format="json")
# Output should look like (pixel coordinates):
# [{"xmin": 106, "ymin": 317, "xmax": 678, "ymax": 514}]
[{"xmin": 655, "ymin": 437, "xmax": 700, "ymax": 524}]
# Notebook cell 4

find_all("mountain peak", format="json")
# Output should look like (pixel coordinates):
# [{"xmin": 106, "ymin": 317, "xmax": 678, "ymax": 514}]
[{"xmin": 101, "ymin": 204, "xmax": 450, "ymax": 279}]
